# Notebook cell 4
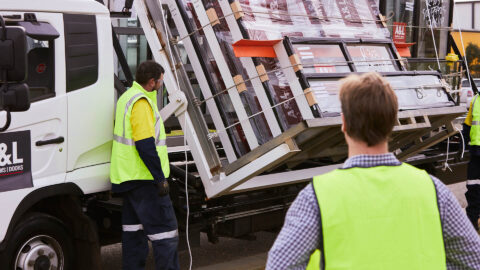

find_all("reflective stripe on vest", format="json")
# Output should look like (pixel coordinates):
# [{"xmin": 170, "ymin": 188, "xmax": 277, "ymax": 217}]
[
  {"xmin": 471, "ymin": 95, "xmax": 480, "ymax": 146},
  {"xmin": 113, "ymin": 93, "xmax": 166, "ymax": 147},
  {"xmin": 110, "ymin": 82, "xmax": 170, "ymax": 184},
  {"xmin": 307, "ymin": 163, "xmax": 446, "ymax": 270},
  {"xmin": 113, "ymin": 135, "xmax": 166, "ymax": 147}
]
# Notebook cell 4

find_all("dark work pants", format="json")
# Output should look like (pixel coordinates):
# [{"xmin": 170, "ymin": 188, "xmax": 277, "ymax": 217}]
[
  {"xmin": 466, "ymin": 155, "xmax": 480, "ymax": 230},
  {"xmin": 121, "ymin": 183, "xmax": 179, "ymax": 270}
]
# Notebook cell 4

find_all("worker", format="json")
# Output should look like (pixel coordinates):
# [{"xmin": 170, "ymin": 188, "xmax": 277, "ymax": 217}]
[
  {"xmin": 110, "ymin": 60, "xmax": 179, "ymax": 270},
  {"xmin": 464, "ymin": 89, "xmax": 480, "ymax": 231},
  {"xmin": 266, "ymin": 72, "xmax": 480, "ymax": 270}
]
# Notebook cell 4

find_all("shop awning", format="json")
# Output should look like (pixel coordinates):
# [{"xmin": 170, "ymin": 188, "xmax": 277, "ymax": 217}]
[{"xmin": 451, "ymin": 31, "xmax": 480, "ymax": 56}]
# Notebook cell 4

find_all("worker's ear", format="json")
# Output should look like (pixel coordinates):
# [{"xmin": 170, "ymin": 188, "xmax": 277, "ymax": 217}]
[
  {"xmin": 341, "ymin": 113, "xmax": 346, "ymax": 134},
  {"xmin": 148, "ymin": 78, "xmax": 156, "ymax": 88}
]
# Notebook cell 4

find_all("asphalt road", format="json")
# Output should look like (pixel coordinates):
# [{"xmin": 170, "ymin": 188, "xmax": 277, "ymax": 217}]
[
  {"xmin": 101, "ymin": 182, "xmax": 469, "ymax": 270},
  {"xmin": 101, "ymin": 231, "xmax": 276, "ymax": 270}
]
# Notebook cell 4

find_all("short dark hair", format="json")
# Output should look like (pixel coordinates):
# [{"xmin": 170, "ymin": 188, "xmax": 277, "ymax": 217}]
[
  {"xmin": 339, "ymin": 72, "xmax": 398, "ymax": 146},
  {"xmin": 135, "ymin": 60, "xmax": 165, "ymax": 85}
]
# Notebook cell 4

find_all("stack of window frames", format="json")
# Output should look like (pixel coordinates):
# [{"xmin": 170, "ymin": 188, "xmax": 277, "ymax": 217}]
[{"xmin": 168, "ymin": 0, "xmax": 453, "ymax": 161}]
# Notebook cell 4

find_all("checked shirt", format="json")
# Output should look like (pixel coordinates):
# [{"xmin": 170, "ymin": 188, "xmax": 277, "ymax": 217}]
[{"xmin": 266, "ymin": 153, "xmax": 480, "ymax": 270}]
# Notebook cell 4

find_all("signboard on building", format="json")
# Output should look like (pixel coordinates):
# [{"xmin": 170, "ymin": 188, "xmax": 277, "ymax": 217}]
[{"xmin": 393, "ymin": 22, "xmax": 407, "ymax": 43}]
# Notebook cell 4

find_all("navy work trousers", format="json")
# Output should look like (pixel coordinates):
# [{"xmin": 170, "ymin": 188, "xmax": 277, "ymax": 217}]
[
  {"xmin": 466, "ymin": 155, "xmax": 480, "ymax": 230},
  {"xmin": 121, "ymin": 183, "xmax": 179, "ymax": 270}
]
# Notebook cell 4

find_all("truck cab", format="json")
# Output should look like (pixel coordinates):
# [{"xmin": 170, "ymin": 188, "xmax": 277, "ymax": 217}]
[{"xmin": 0, "ymin": 1, "xmax": 114, "ymax": 268}]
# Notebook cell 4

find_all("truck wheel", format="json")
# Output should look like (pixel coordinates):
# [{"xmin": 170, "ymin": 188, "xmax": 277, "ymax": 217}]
[{"xmin": 4, "ymin": 213, "xmax": 73, "ymax": 270}]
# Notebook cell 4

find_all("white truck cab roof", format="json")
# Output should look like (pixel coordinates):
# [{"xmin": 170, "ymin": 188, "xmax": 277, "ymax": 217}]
[{"xmin": 1, "ymin": 0, "xmax": 109, "ymax": 15}]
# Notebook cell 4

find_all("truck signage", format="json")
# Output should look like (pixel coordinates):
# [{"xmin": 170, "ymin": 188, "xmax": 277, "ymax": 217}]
[{"xmin": 0, "ymin": 130, "xmax": 32, "ymax": 192}]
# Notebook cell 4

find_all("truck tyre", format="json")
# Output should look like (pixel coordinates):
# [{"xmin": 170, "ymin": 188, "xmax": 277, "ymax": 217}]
[{"xmin": 2, "ymin": 212, "xmax": 74, "ymax": 270}]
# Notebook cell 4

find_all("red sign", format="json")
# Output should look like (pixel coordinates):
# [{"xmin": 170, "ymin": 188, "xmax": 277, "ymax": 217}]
[
  {"xmin": 36, "ymin": 63, "xmax": 46, "ymax": 74},
  {"xmin": 393, "ymin": 22, "xmax": 407, "ymax": 43}
]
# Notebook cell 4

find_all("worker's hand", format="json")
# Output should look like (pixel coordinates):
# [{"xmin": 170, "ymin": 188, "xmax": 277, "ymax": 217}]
[{"xmin": 157, "ymin": 181, "xmax": 170, "ymax": 196}]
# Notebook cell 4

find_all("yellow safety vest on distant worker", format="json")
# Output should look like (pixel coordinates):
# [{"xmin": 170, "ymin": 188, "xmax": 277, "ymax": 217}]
[
  {"xmin": 469, "ymin": 95, "xmax": 480, "ymax": 146},
  {"xmin": 306, "ymin": 163, "xmax": 446, "ymax": 270},
  {"xmin": 110, "ymin": 82, "xmax": 170, "ymax": 184}
]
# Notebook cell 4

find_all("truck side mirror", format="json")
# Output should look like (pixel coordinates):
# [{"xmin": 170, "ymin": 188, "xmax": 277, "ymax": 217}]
[
  {"xmin": 1, "ymin": 84, "xmax": 30, "ymax": 112},
  {"xmin": 0, "ymin": 26, "xmax": 27, "ymax": 82},
  {"xmin": 0, "ymin": 16, "xmax": 31, "ymax": 131}
]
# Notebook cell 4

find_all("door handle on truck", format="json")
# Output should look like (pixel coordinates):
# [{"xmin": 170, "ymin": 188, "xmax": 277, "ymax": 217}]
[{"xmin": 35, "ymin": 136, "xmax": 65, "ymax": 146}]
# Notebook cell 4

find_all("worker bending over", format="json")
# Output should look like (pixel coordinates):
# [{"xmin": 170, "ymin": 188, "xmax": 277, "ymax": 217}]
[
  {"xmin": 267, "ymin": 72, "xmax": 480, "ymax": 270},
  {"xmin": 110, "ymin": 61, "xmax": 179, "ymax": 270}
]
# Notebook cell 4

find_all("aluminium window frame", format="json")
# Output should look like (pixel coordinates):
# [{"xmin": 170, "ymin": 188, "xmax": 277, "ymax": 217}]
[
  {"xmin": 289, "ymin": 37, "xmax": 403, "ymax": 73},
  {"xmin": 305, "ymin": 70, "xmax": 456, "ymax": 107},
  {"xmin": 284, "ymin": 37, "xmax": 406, "ymax": 116}
]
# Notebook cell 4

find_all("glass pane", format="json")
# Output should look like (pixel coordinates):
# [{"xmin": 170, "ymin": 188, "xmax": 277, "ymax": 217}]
[
  {"xmin": 384, "ymin": 0, "xmax": 415, "ymax": 43},
  {"xmin": 26, "ymin": 37, "xmax": 55, "ymax": 102},
  {"xmin": 347, "ymin": 44, "xmax": 397, "ymax": 72},
  {"xmin": 416, "ymin": 0, "xmax": 450, "ymax": 58},
  {"xmin": 388, "ymin": 75, "xmax": 452, "ymax": 110},
  {"xmin": 309, "ymin": 75, "xmax": 453, "ymax": 115},
  {"xmin": 239, "ymin": 0, "xmax": 389, "ymax": 40},
  {"xmin": 293, "ymin": 44, "xmax": 350, "ymax": 73},
  {"xmin": 308, "ymin": 80, "xmax": 342, "ymax": 115},
  {"xmin": 114, "ymin": 18, "xmax": 149, "ymax": 82}
]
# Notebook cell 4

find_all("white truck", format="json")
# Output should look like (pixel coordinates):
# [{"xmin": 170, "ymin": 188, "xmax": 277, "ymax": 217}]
[{"xmin": 0, "ymin": 0, "xmax": 469, "ymax": 269}]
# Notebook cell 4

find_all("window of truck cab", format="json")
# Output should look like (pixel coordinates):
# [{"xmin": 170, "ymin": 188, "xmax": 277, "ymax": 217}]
[{"xmin": 25, "ymin": 36, "xmax": 56, "ymax": 102}]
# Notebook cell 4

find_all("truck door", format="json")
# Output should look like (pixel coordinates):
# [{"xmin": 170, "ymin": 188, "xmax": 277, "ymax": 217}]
[{"xmin": 0, "ymin": 12, "xmax": 67, "ymax": 187}]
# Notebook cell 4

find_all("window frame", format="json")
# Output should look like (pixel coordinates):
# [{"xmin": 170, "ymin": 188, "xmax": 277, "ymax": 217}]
[
  {"xmin": 289, "ymin": 37, "xmax": 403, "ymax": 74},
  {"xmin": 284, "ymin": 37, "xmax": 454, "ymax": 114},
  {"xmin": 63, "ymin": 13, "xmax": 99, "ymax": 92},
  {"xmin": 305, "ymin": 70, "xmax": 456, "ymax": 104},
  {"xmin": 345, "ymin": 43, "xmax": 399, "ymax": 73},
  {"xmin": 25, "ymin": 37, "xmax": 56, "ymax": 103},
  {"xmin": 306, "ymin": 72, "xmax": 456, "ymax": 114},
  {"xmin": 292, "ymin": 43, "xmax": 352, "ymax": 74}
]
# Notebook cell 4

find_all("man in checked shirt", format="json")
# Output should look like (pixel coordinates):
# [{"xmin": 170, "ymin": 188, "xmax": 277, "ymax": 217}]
[{"xmin": 266, "ymin": 72, "xmax": 480, "ymax": 270}]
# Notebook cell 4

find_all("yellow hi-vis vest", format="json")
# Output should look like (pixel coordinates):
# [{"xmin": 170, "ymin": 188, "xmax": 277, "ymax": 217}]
[
  {"xmin": 471, "ymin": 94, "xmax": 480, "ymax": 146},
  {"xmin": 110, "ymin": 82, "xmax": 170, "ymax": 184},
  {"xmin": 307, "ymin": 163, "xmax": 446, "ymax": 270}
]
